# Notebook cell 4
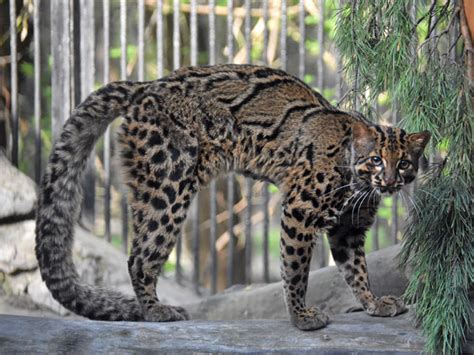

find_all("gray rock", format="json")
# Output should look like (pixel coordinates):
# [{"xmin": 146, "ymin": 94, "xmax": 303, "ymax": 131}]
[
  {"xmin": 0, "ymin": 220, "xmax": 38, "ymax": 273},
  {"xmin": 0, "ymin": 312, "xmax": 426, "ymax": 354},
  {"xmin": 0, "ymin": 151, "xmax": 37, "ymax": 221},
  {"xmin": 0, "ymin": 221, "xmax": 200, "ymax": 316},
  {"xmin": 187, "ymin": 245, "xmax": 408, "ymax": 320}
]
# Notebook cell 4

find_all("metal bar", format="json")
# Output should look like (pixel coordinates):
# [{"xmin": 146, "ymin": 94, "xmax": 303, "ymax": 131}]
[
  {"xmin": 9, "ymin": 0, "xmax": 18, "ymax": 166},
  {"xmin": 120, "ymin": 0, "xmax": 129, "ymax": 253},
  {"xmin": 190, "ymin": 0, "xmax": 197, "ymax": 66},
  {"xmin": 391, "ymin": 106, "xmax": 399, "ymax": 244},
  {"xmin": 373, "ymin": 214, "xmax": 380, "ymax": 250},
  {"xmin": 226, "ymin": 0, "xmax": 235, "ymax": 288},
  {"xmin": 191, "ymin": 197, "xmax": 200, "ymax": 294},
  {"xmin": 262, "ymin": 182, "xmax": 270, "ymax": 283},
  {"xmin": 103, "ymin": 0, "xmax": 111, "ymax": 243},
  {"xmin": 173, "ymin": 0, "xmax": 180, "ymax": 69},
  {"xmin": 34, "ymin": 0, "xmax": 41, "ymax": 183},
  {"xmin": 298, "ymin": 0, "xmax": 305, "ymax": 79},
  {"xmin": 262, "ymin": 0, "xmax": 270, "ymax": 283},
  {"xmin": 351, "ymin": 1, "xmax": 360, "ymax": 111},
  {"xmin": 372, "ymin": 104, "xmax": 379, "ymax": 249},
  {"xmin": 210, "ymin": 179, "xmax": 218, "ymax": 294},
  {"xmin": 280, "ymin": 0, "xmax": 287, "ymax": 71},
  {"xmin": 317, "ymin": 0, "xmax": 324, "ymax": 90},
  {"xmin": 120, "ymin": 0, "xmax": 127, "ymax": 80},
  {"xmin": 73, "ymin": 0, "xmax": 81, "ymax": 109},
  {"xmin": 156, "ymin": 0, "xmax": 164, "ymax": 78},
  {"xmin": 209, "ymin": 0, "xmax": 216, "ymax": 65},
  {"xmin": 244, "ymin": 0, "xmax": 251, "ymax": 63},
  {"xmin": 138, "ymin": 0, "xmax": 145, "ymax": 81},
  {"xmin": 263, "ymin": 0, "xmax": 269, "ymax": 65},
  {"xmin": 243, "ymin": 0, "xmax": 253, "ymax": 284},
  {"xmin": 227, "ymin": 0, "xmax": 234, "ymax": 62},
  {"xmin": 190, "ymin": 0, "xmax": 200, "ymax": 294},
  {"xmin": 227, "ymin": 172, "xmax": 235, "ymax": 288},
  {"xmin": 244, "ymin": 178, "xmax": 252, "ymax": 284},
  {"xmin": 208, "ymin": 0, "xmax": 218, "ymax": 295},
  {"xmin": 317, "ymin": 0, "xmax": 327, "ymax": 268},
  {"xmin": 173, "ymin": 0, "xmax": 182, "ymax": 283},
  {"xmin": 80, "ymin": 0, "xmax": 96, "ymax": 232},
  {"xmin": 51, "ymin": 0, "xmax": 72, "ymax": 142}
]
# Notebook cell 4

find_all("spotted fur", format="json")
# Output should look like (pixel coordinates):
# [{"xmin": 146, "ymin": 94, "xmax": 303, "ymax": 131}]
[{"xmin": 36, "ymin": 64, "xmax": 430, "ymax": 328}]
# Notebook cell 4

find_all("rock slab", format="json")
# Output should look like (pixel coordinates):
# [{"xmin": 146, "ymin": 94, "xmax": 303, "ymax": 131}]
[
  {"xmin": 0, "ymin": 222, "xmax": 200, "ymax": 317},
  {"xmin": 187, "ymin": 245, "xmax": 409, "ymax": 320},
  {"xmin": 0, "ymin": 150, "xmax": 37, "ymax": 221},
  {"xmin": 0, "ymin": 312, "xmax": 425, "ymax": 354}
]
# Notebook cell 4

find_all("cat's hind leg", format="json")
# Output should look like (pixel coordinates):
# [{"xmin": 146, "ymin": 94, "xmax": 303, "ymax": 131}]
[{"xmin": 119, "ymin": 112, "xmax": 199, "ymax": 322}]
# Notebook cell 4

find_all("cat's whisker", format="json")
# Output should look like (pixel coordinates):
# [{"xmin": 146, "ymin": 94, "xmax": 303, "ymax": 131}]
[
  {"xmin": 368, "ymin": 187, "xmax": 378, "ymax": 207},
  {"xmin": 356, "ymin": 190, "xmax": 370, "ymax": 224},
  {"xmin": 351, "ymin": 187, "xmax": 369, "ymax": 225},
  {"xmin": 345, "ymin": 188, "xmax": 363, "ymax": 208},
  {"xmin": 319, "ymin": 182, "xmax": 357, "ymax": 198},
  {"xmin": 355, "ymin": 190, "xmax": 370, "ymax": 225}
]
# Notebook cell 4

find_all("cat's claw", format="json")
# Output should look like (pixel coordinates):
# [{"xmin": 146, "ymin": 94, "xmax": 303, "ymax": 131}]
[
  {"xmin": 291, "ymin": 307, "xmax": 330, "ymax": 331},
  {"xmin": 365, "ymin": 295, "xmax": 407, "ymax": 317},
  {"xmin": 144, "ymin": 304, "xmax": 190, "ymax": 322}
]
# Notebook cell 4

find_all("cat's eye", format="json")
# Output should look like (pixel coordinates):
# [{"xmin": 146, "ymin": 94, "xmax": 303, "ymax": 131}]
[
  {"xmin": 371, "ymin": 156, "xmax": 383, "ymax": 166},
  {"xmin": 398, "ymin": 160, "xmax": 410, "ymax": 169}
]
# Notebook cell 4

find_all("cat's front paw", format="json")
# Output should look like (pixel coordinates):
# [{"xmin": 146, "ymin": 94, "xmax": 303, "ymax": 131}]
[
  {"xmin": 365, "ymin": 295, "xmax": 407, "ymax": 317},
  {"xmin": 144, "ymin": 304, "xmax": 190, "ymax": 322},
  {"xmin": 290, "ymin": 307, "xmax": 330, "ymax": 331}
]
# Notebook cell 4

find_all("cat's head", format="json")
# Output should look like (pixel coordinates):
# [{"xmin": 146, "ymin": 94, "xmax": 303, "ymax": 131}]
[{"xmin": 350, "ymin": 121, "xmax": 430, "ymax": 194}]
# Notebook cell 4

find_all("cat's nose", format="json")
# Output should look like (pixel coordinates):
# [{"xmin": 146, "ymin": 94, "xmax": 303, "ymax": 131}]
[{"xmin": 385, "ymin": 178, "xmax": 396, "ymax": 186}]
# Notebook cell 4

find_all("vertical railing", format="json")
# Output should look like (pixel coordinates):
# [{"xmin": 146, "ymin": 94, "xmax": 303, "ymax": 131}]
[
  {"xmin": 391, "ymin": 106, "xmax": 399, "ymax": 244},
  {"xmin": 33, "ymin": 0, "xmax": 42, "ymax": 183},
  {"xmin": 103, "ymin": 0, "xmax": 112, "ymax": 243},
  {"xmin": 156, "ymin": 0, "xmax": 164, "ymax": 78},
  {"xmin": 138, "ymin": 0, "xmax": 145, "ymax": 82},
  {"xmin": 243, "ymin": 0, "xmax": 253, "ymax": 285},
  {"xmin": 317, "ymin": 0, "xmax": 328, "ymax": 268},
  {"xmin": 298, "ymin": 0, "xmax": 305, "ymax": 79},
  {"xmin": 226, "ymin": 0, "xmax": 235, "ymax": 288},
  {"xmin": 80, "ymin": 0, "xmax": 96, "ymax": 231},
  {"xmin": 172, "ymin": 0, "xmax": 182, "ymax": 284},
  {"xmin": 51, "ymin": 0, "xmax": 72, "ymax": 142},
  {"xmin": 208, "ymin": 0, "xmax": 218, "ymax": 295},
  {"xmin": 190, "ymin": 0, "xmax": 201, "ymax": 294},
  {"xmin": 9, "ymin": 0, "xmax": 18, "ymax": 167},
  {"xmin": 120, "ymin": 0, "xmax": 129, "ymax": 254},
  {"xmin": 261, "ymin": 0, "xmax": 270, "ymax": 283}
]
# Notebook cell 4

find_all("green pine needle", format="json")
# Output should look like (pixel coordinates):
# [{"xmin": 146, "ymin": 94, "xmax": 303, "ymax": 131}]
[{"xmin": 334, "ymin": 1, "xmax": 473, "ymax": 353}]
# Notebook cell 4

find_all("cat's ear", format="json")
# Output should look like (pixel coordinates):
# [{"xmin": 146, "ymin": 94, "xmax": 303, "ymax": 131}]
[
  {"xmin": 407, "ymin": 131, "xmax": 430, "ymax": 156},
  {"xmin": 352, "ymin": 121, "xmax": 374, "ymax": 154}
]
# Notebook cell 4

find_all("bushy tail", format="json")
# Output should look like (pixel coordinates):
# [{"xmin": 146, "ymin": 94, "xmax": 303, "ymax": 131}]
[{"xmin": 35, "ymin": 81, "xmax": 148, "ymax": 321}]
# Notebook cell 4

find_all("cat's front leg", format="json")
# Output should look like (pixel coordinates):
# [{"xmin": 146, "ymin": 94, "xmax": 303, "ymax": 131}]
[
  {"xmin": 280, "ymin": 209, "xmax": 329, "ymax": 330},
  {"xmin": 327, "ymin": 215, "xmax": 407, "ymax": 317}
]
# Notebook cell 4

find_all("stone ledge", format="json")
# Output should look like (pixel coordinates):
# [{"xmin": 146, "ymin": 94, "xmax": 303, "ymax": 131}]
[{"xmin": 0, "ymin": 312, "xmax": 425, "ymax": 354}]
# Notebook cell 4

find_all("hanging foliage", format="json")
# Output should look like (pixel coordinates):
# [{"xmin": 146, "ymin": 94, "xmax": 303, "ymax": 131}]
[{"xmin": 335, "ymin": 0, "xmax": 473, "ymax": 354}]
